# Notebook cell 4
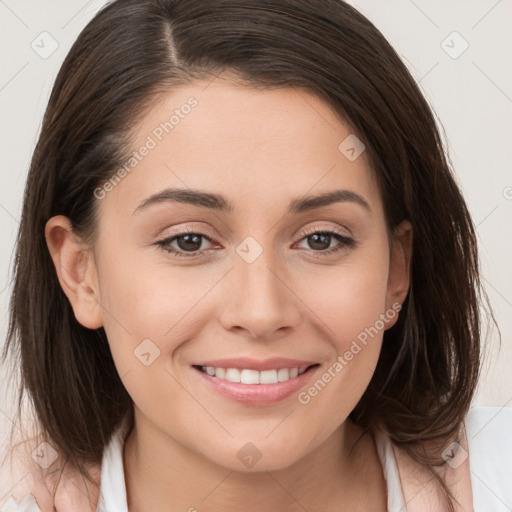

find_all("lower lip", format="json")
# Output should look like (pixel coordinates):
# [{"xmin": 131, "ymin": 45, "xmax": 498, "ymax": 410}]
[{"xmin": 193, "ymin": 365, "xmax": 319, "ymax": 406}]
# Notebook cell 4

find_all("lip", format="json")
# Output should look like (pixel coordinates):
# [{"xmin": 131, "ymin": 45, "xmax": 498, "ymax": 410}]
[
  {"xmin": 192, "ymin": 361, "xmax": 320, "ymax": 406},
  {"xmin": 193, "ymin": 357, "xmax": 317, "ymax": 372}
]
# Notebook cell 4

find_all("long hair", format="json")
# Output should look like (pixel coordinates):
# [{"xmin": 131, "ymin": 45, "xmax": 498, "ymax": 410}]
[{"xmin": 3, "ymin": 1, "xmax": 487, "ymax": 507}]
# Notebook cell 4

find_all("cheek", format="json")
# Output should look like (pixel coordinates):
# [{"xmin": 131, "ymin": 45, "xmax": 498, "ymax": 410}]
[
  {"xmin": 296, "ymin": 245, "xmax": 390, "ymax": 351},
  {"xmin": 95, "ymin": 259, "xmax": 208, "ymax": 424},
  {"xmin": 300, "ymin": 268, "xmax": 386, "ymax": 370},
  {"xmin": 291, "ymin": 241, "xmax": 390, "ymax": 422},
  {"xmin": 96, "ymin": 242, "xmax": 222, "ymax": 374}
]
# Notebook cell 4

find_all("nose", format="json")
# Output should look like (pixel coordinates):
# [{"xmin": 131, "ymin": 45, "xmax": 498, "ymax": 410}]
[{"xmin": 218, "ymin": 248, "xmax": 302, "ymax": 340}]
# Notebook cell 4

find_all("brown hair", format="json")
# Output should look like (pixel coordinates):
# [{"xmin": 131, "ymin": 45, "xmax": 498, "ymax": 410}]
[{"xmin": 3, "ymin": 0, "xmax": 489, "ymax": 507}]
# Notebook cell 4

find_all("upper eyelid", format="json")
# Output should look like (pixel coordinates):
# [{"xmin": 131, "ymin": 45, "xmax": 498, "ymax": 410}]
[
  {"xmin": 299, "ymin": 225, "xmax": 350, "ymax": 238},
  {"xmin": 160, "ymin": 225, "xmax": 350, "ymax": 240},
  {"xmin": 164, "ymin": 219, "xmax": 351, "ymax": 237}
]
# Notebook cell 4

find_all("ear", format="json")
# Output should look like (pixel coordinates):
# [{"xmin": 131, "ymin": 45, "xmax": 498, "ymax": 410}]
[
  {"xmin": 45, "ymin": 215, "xmax": 103, "ymax": 329},
  {"xmin": 384, "ymin": 219, "xmax": 413, "ymax": 330}
]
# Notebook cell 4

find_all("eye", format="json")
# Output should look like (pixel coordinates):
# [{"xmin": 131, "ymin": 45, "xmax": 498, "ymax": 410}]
[
  {"xmin": 156, "ymin": 231, "xmax": 216, "ymax": 258},
  {"xmin": 295, "ymin": 228, "xmax": 355, "ymax": 255},
  {"xmin": 155, "ymin": 226, "xmax": 356, "ymax": 259}
]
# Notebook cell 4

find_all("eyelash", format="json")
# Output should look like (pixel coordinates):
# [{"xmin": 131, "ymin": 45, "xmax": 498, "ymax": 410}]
[{"xmin": 155, "ymin": 226, "xmax": 356, "ymax": 259}]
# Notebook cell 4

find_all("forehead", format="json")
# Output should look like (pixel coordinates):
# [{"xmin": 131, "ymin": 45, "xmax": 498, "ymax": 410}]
[{"xmin": 99, "ymin": 77, "xmax": 383, "ymax": 220}]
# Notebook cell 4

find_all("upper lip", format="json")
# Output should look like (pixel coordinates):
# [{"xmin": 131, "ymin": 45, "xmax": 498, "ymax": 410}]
[{"xmin": 193, "ymin": 357, "xmax": 318, "ymax": 372}]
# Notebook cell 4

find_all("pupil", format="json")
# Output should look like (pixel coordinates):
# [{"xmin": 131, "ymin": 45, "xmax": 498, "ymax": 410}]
[
  {"xmin": 177, "ymin": 234, "xmax": 202, "ymax": 251},
  {"xmin": 309, "ymin": 233, "xmax": 331, "ymax": 250},
  {"xmin": 175, "ymin": 233, "xmax": 333, "ymax": 252}
]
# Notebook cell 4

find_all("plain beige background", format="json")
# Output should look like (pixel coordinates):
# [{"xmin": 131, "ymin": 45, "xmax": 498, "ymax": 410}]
[{"xmin": 1, "ymin": 0, "xmax": 511, "ymax": 445}]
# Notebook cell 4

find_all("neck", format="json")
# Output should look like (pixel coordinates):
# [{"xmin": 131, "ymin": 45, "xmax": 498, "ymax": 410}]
[{"xmin": 123, "ymin": 410, "xmax": 385, "ymax": 511}]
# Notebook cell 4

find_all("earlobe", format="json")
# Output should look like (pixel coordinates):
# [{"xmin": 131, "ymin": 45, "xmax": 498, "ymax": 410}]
[
  {"xmin": 44, "ymin": 215, "xmax": 103, "ymax": 329},
  {"xmin": 384, "ymin": 220, "xmax": 413, "ymax": 329}
]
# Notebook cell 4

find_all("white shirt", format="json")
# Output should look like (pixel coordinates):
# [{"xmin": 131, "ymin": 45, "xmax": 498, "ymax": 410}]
[{"xmin": 96, "ymin": 406, "xmax": 512, "ymax": 512}]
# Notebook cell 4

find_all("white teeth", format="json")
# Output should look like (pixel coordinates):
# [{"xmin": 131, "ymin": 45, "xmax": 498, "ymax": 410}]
[
  {"xmin": 277, "ymin": 368, "xmax": 289, "ymax": 382},
  {"xmin": 260, "ymin": 369, "xmax": 278, "ymax": 384},
  {"xmin": 225, "ymin": 368, "xmax": 241, "ymax": 383},
  {"xmin": 240, "ymin": 369, "xmax": 260, "ymax": 384},
  {"xmin": 200, "ymin": 366, "xmax": 307, "ymax": 384}
]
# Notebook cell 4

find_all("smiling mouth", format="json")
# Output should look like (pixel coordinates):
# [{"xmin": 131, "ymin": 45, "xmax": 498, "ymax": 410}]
[{"xmin": 192, "ymin": 364, "xmax": 319, "ymax": 385}]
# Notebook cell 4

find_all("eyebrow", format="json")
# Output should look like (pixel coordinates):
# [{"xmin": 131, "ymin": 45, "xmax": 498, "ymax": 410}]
[{"xmin": 132, "ymin": 187, "xmax": 371, "ymax": 215}]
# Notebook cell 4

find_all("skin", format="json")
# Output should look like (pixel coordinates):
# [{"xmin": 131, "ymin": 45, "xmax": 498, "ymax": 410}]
[
  {"xmin": 0, "ymin": 434, "xmax": 100, "ymax": 511},
  {"xmin": 45, "ymin": 75, "xmax": 412, "ymax": 511}
]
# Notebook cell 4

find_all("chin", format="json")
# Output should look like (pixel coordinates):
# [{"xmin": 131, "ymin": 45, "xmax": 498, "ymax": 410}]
[{"xmin": 204, "ymin": 437, "xmax": 307, "ymax": 473}]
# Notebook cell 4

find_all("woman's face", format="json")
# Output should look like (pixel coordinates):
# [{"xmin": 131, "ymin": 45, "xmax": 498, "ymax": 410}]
[{"xmin": 50, "ymin": 76, "xmax": 411, "ymax": 471}]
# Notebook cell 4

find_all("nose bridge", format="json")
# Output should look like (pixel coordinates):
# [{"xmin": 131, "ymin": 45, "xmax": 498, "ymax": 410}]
[
  {"xmin": 219, "ymin": 237, "xmax": 300, "ymax": 338},
  {"xmin": 240, "ymin": 249, "xmax": 280, "ymax": 303}
]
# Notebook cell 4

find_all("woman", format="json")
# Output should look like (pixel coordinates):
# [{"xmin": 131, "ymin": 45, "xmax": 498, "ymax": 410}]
[{"xmin": 1, "ymin": 1, "xmax": 510, "ymax": 510}]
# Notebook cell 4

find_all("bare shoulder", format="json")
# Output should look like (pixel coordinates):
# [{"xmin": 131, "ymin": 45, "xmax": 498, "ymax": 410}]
[
  {"xmin": 0, "ymin": 429, "xmax": 101, "ymax": 512},
  {"xmin": 388, "ymin": 406, "xmax": 512, "ymax": 511},
  {"xmin": 0, "ymin": 430, "xmax": 56, "ymax": 510}
]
